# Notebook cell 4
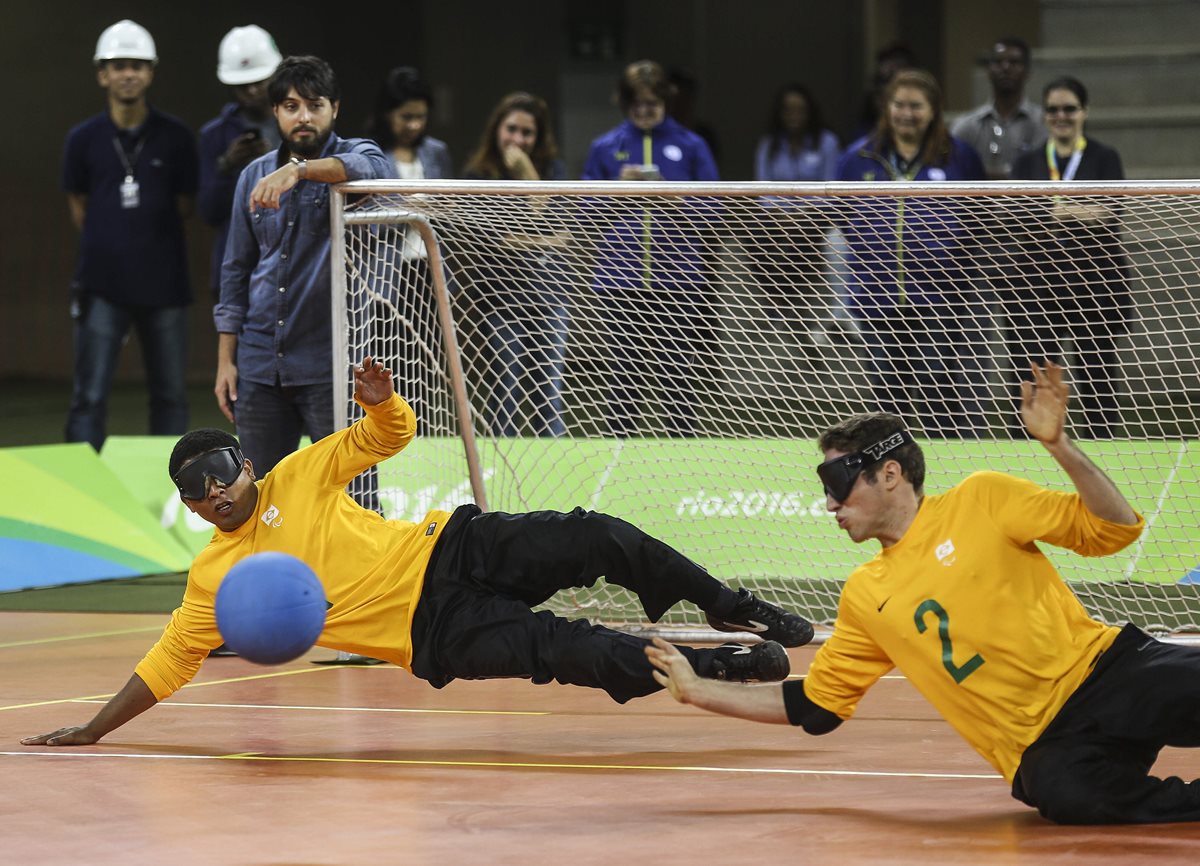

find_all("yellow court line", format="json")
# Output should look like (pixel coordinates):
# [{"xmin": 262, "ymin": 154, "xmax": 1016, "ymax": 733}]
[
  {"xmin": 0, "ymin": 625, "xmax": 165, "ymax": 649},
  {"xmin": 0, "ymin": 664, "xmax": 353, "ymax": 712},
  {"xmin": 74, "ymin": 699, "xmax": 550, "ymax": 716},
  {"xmin": 0, "ymin": 750, "xmax": 1002, "ymax": 780}
]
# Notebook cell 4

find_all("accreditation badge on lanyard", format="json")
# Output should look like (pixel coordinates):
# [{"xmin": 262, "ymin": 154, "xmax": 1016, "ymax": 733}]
[
  {"xmin": 112, "ymin": 135, "xmax": 146, "ymax": 209},
  {"xmin": 1046, "ymin": 137, "xmax": 1086, "ymax": 182}
]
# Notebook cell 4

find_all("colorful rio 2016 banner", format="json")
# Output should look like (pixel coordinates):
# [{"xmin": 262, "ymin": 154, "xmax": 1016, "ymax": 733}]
[{"xmin": 2, "ymin": 437, "xmax": 1196, "ymax": 597}]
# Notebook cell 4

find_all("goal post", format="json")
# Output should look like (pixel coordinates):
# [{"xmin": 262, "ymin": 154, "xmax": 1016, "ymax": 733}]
[{"xmin": 332, "ymin": 179, "xmax": 1200, "ymax": 635}]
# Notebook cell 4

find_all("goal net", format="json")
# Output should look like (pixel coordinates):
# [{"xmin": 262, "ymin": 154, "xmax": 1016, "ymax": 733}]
[{"xmin": 332, "ymin": 179, "xmax": 1200, "ymax": 635}]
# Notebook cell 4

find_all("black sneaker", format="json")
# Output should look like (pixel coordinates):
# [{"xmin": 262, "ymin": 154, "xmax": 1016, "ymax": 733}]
[
  {"xmin": 706, "ymin": 641, "xmax": 790, "ymax": 683},
  {"xmin": 208, "ymin": 643, "xmax": 238, "ymax": 658},
  {"xmin": 706, "ymin": 589, "xmax": 815, "ymax": 647}
]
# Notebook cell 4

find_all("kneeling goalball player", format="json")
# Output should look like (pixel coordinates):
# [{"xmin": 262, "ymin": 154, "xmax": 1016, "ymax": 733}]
[
  {"xmin": 648, "ymin": 362, "xmax": 1200, "ymax": 825},
  {"xmin": 22, "ymin": 358, "xmax": 813, "ymax": 749}
]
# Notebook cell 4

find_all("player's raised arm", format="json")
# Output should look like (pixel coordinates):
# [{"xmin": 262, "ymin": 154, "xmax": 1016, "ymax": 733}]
[
  {"xmin": 1020, "ymin": 360, "xmax": 1138, "ymax": 525},
  {"xmin": 353, "ymin": 356, "xmax": 396, "ymax": 406},
  {"xmin": 20, "ymin": 673, "xmax": 157, "ymax": 747}
]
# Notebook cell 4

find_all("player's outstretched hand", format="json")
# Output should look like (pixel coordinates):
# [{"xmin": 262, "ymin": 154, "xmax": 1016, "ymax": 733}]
[
  {"xmin": 21, "ymin": 725, "xmax": 99, "ymax": 747},
  {"xmin": 1020, "ymin": 359, "xmax": 1069, "ymax": 445},
  {"xmin": 354, "ymin": 357, "xmax": 395, "ymax": 406},
  {"xmin": 645, "ymin": 637, "xmax": 702, "ymax": 705}
]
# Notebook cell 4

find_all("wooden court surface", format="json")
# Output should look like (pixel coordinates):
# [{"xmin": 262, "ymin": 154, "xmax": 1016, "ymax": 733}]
[{"xmin": 3, "ymin": 612, "xmax": 1200, "ymax": 865}]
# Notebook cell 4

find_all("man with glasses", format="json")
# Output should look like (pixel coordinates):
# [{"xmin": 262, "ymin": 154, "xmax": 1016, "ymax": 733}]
[
  {"xmin": 22, "ymin": 358, "xmax": 813, "ymax": 751},
  {"xmin": 644, "ymin": 362, "xmax": 1200, "ymax": 825},
  {"xmin": 950, "ymin": 37, "xmax": 1046, "ymax": 179}
]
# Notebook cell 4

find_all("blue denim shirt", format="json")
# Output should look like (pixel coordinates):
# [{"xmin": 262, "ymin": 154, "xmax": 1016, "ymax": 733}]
[{"xmin": 215, "ymin": 134, "xmax": 396, "ymax": 386}]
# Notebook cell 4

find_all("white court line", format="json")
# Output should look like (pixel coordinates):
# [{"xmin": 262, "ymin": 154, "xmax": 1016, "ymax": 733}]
[
  {"xmin": 0, "ymin": 664, "xmax": 351, "ymax": 712},
  {"xmin": 73, "ymin": 699, "xmax": 548, "ymax": 716},
  {"xmin": 0, "ymin": 626, "xmax": 164, "ymax": 649},
  {"xmin": 587, "ymin": 441, "xmax": 623, "ymax": 511},
  {"xmin": 0, "ymin": 750, "xmax": 1000, "ymax": 780},
  {"xmin": 1123, "ymin": 439, "xmax": 1187, "ymax": 579}
]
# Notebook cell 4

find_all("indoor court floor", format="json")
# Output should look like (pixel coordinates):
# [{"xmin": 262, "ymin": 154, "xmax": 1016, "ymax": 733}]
[{"xmin": 3, "ymin": 611, "xmax": 1200, "ymax": 865}]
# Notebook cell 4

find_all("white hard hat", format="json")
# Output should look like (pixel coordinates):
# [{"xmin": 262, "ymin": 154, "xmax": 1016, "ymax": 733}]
[
  {"xmin": 217, "ymin": 25, "xmax": 282, "ymax": 85},
  {"xmin": 94, "ymin": 19, "xmax": 157, "ymax": 65}
]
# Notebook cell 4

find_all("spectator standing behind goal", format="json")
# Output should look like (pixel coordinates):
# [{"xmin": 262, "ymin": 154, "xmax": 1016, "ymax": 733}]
[
  {"xmin": 836, "ymin": 69, "xmax": 988, "ymax": 438},
  {"xmin": 949, "ymin": 37, "xmax": 1045, "ymax": 181},
  {"xmin": 852, "ymin": 41, "xmax": 917, "ymax": 141},
  {"xmin": 1007, "ymin": 77, "xmax": 1130, "ymax": 439},
  {"xmin": 462, "ymin": 92, "xmax": 570, "ymax": 437},
  {"xmin": 62, "ymin": 20, "xmax": 198, "ymax": 452},
  {"xmin": 371, "ymin": 66, "xmax": 452, "ymax": 181},
  {"xmin": 648, "ymin": 362, "xmax": 1200, "ymax": 826},
  {"xmin": 582, "ymin": 60, "xmax": 719, "ymax": 437},
  {"xmin": 214, "ymin": 55, "xmax": 396, "ymax": 508},
  {"xmin": 363, "ymin": 66, "xmax": 453, "ymax": 423},
  {"xmin": 197, "ymin": 26, "xmax": 281, "ymax": 301},
  {"xmin": 752, "ymin": 82, "xmax": 841, "ymax": 346}
]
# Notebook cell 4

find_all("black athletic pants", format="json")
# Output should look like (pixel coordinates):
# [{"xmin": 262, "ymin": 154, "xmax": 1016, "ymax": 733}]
[
  {"xmin": 1012, "ymin": 624, "xmax": 1200, "ymax": 824},
  {"xmin": 409, "ymin": 505, "xmax": 732, "ymax": 703}
]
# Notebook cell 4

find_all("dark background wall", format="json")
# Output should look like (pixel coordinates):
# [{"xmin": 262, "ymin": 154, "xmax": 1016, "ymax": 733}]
[{"xmin": 0, "ymin": 0, "xmax": 1035, "ymax": 389}]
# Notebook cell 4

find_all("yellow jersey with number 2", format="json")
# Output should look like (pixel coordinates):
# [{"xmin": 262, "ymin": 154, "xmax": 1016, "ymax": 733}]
[{"xmin": 805, "ymin": 470, "xmax": 1145, "ymax": 781}]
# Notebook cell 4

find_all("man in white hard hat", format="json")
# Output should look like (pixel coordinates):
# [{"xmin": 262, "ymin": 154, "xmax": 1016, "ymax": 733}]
[
  {"xmin": 198, "ymin": 26, "xmax": 282, "ymax": 299},
  {"xmin": 62, "ymin": 20, "xmax": 199, "ymax": 451}
]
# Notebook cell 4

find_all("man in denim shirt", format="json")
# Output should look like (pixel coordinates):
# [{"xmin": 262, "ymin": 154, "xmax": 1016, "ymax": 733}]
[{"xmin": 214, "ymin": 56, "xmax": 396, "ymax": 501}]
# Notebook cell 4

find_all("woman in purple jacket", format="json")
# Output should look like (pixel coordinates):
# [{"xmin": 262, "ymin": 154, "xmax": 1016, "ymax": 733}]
[
  {"xmin": 836, "ymin": 69, "xmax": 988, "ymax": 438},
  {"xmin": 582, "ymin": 60, "xmax": 719, "ymax": 437}
]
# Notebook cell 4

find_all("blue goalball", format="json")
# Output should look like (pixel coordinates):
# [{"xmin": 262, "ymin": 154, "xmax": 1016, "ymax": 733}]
[{"xmin": 215, "ymin": 552, "xmax": 327, "ymax": 665}]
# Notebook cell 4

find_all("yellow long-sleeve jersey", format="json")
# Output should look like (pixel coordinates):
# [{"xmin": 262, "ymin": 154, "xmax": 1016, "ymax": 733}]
[
  {"xmin": 804, "ymin": 470, "xmax": 1145, "ymax": 781},
  {"xmin": 134, "ymin": 394, "xmax": 452, "ymax": 701}
]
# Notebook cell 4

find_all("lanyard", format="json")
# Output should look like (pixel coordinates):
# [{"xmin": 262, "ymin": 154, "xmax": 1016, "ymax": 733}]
[
  {"xmin": 887, "ymin": 150, "xmax": 923, "ymax": 181},
  {"xmin": 111, "ymin": 134, "xmax": 146, "ymax": 181},
  {"xmin": 1046, "ymin": 136, "xmax": 1086, "ymax": 181}
]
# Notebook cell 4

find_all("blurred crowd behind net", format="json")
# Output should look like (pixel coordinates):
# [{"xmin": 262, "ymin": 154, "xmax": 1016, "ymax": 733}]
[{"xmin": 339, "ymin": 184, "xmax": 1200, "ymax": 632}]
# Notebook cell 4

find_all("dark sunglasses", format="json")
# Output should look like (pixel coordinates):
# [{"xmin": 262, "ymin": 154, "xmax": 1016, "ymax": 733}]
[
  {"xmin": 172, "ymin": 446, "xmax": 245, "ymax": 501},
  {"xmin": 1044, "ymin": 104, "xmax": 1081, "ymax": 116},
  {"xmin": 817, "ymin": 430, "xmax": 914, "ymax": 503}
]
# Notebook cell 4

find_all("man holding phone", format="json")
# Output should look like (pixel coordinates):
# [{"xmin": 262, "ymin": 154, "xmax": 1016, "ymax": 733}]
[{"xmin": 198, "ymin": 26, "xmax": 282, "ymax": 297}]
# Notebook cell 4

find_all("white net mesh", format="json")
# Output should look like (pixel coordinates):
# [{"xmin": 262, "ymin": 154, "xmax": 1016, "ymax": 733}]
[{"xmin": 334, "ymin": 180, "xmax": 1200, "ymax": 634}]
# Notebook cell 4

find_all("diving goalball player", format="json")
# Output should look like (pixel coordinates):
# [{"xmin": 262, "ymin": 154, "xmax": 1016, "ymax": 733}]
[
  {"xmin": 22, "ymin": 358, "xmax": 812, "ymax": 749},
  {"xmin": 649, "ymin": 362, "xmax": 1200, "ymax": 825}
]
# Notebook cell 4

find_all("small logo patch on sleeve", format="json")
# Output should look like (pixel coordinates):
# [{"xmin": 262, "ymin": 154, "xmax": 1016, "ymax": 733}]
[{"xmin": 425, "ymin": 522, "xmax": 437, "ymax": 536}]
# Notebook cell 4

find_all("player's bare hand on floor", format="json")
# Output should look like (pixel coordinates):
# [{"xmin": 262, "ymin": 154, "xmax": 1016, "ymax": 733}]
[{"xmin": 21, "ymin": 725, "xmax": 98, "ymax": 747}]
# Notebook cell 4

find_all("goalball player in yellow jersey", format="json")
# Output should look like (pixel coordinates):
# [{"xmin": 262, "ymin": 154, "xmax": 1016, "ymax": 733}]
[
  {"xmin": 648, "ymin": 361, "xmax": 1200, "ymax": 825},
  {"xmin": 22, "ymin": 358, "xmax": 815, "ymax": 751}
]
